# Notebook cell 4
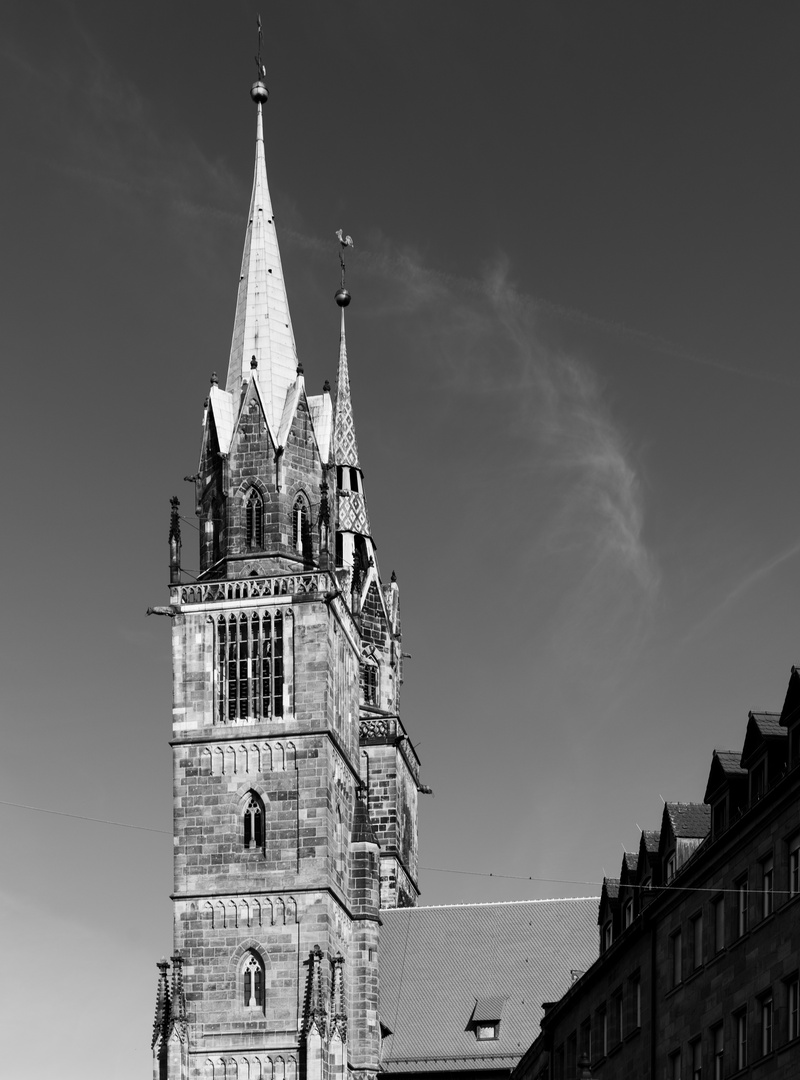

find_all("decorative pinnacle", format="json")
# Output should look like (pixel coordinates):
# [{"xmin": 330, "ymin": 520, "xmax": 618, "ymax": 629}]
[
  {"xmin": 250, "ymin": 356, "xmax": 258, "ymax": 369},
  {"xmin": 335, "ymin": 229, "xmax": 354, "ymax": 307},
  {"xmin": 251, "ymin": 14, "xmax": 269, "ymax": 103}
]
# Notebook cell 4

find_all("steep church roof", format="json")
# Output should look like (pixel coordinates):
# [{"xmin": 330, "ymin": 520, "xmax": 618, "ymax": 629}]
[
  {"xmin": 379, "ymin": 899, "xmax": 598, "ymax": 1073},
  {"xmin": 226, "ymin": 97, "xmax": 298, "ymax": 430}
]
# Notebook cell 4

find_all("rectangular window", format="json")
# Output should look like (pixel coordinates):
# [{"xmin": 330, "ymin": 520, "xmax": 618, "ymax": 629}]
[
  {"xmin": 671, "ymin": 929, "xmax": 683, "ymax": 988},
  {"xmin": 713, "ymin": 896, "xmax": 725, "ymax": 953},
  {"xmin": 789, "ymin": 977, "xmax": 800, "ymax": 1042},
  {"xmin": 691, "ymin": 1037, "xmax": 702, "ymax": 1080},
  {"xmin": 761, "ymin": 854, "xmax": 774, "ymax": 919},
  {"xmin": 761, "ymin": 995, "xmax": 773, "ymax": 1056},
  {"xmin": 735, "ymin": 1009, "xmax": 747, "ymax": 1070},
  {"xmin": 216, "ymin": 611, "xmax": 284, "ymax": 723},
  {"xmin": 691, "ymin": 912, "xmax": 703, "ymax": 970},
  {"xmin": 598, "ymin": 1008, "xmax": 608, "ymax": 1057},
  {"xmin": 670, "ymin": 1049, "xmax": 682, "ymax": 1080},
  {"xmin": 790, "ymin": 834, "xmax": 800, "ymax": 897},
  {"xmin": 624, "ymin": 897, "xmax": 634, "ymax": 928},
  {"xmin": 711, "ymin": 1023, "xmax": 723, "ymax": 1080},
  {"xmin": 737, "ymin": 876, "xmax": 749, "ymax": 937},
  {"xmin": 751, "ymin": 759, "xmax": 766, "ymax": 801},
  {"xmin": 629, "ymin": 974, "xmax": 641, "ymax": 1030},
  {"xmin": 712, "ymin": 798, "xmax": 727, "ymax": 836},
  {"xmin": 612, "ymin": 992, "xmax": 623, "ymax": 1045},
  {"xmin": 566, "ymin": 1032, "xmax": 577, "ymax": 1077},
  {"xmin": 580, "ymin": 1019, "xmax": 591, "ymax": 1061},
  {"xmin": 666, "ymin": 852, "xmax": 677, "ymax": 882},
  {"xmin": 602, "ymin": 920, "xmax": 612, "ymax": 952}
]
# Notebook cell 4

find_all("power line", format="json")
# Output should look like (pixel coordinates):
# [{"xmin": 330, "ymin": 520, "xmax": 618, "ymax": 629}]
[{"xmin": 0, "ymin": 798, "xmax": 170, "ymax": 835}]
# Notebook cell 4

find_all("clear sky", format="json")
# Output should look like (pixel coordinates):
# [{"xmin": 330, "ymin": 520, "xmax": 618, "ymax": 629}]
[{"xmin": 2, "ymin": 2, "xmax": 800, "ymax": 1077}]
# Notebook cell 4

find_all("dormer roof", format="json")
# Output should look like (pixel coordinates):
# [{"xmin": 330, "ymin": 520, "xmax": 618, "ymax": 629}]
[
  {"xmin": 779, "ymin": 665, "xmax": 800, "ymax": 729},
  {"xmin": 704, "ymin": 750, "xmax": 747, "ymax": 803},
  {"xmin": 741, "ymin": 711, "xmax": 786, "ymax": 766},
  {"xmin": 664, "ymin": 802, "xmax": 711, "ymax": 840}
]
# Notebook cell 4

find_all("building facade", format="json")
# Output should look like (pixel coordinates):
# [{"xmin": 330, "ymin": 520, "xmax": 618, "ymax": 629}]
[{"xmin": 513, "ymin": 667, "xmax": 800, "ymax": 1080}]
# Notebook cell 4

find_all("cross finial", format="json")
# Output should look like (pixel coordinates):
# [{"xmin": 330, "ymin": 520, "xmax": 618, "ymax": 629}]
[{"xmin": 255, "ymin": 13, "xmax": 266, "ymax": 82}]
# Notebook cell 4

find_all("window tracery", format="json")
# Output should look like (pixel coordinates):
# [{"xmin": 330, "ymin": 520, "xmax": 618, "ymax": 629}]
[
  {"xmin": 245, "ymin": 490, "xmax": 264, "ymax": 550},
  {"xmin": 216, "ymin": 610, "xmax": 284, "ymax": 722},
  {"xmin": 243, "ymin": 952, "xmax": 265, "ymax": 1010}
]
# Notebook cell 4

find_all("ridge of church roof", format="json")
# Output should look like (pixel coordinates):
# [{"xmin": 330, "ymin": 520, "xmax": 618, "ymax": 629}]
[{"xmin": 381, "ymin": 896, "xmax": 600, "ymax": 911}]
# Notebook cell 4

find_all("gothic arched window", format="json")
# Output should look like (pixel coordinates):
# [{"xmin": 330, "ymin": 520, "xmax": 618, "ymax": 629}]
[
  {"xmin": 292, "ymin": 495, "xmax": 311, "ymax": 558},
  {"xmin": 242, "ymin": 951, "xmax": 265, "ymax": 1009},
  {"xmin": 361, "ymin": 659, "xmax": 379, "ymax": 707},
  {"xmin": 243, "ymin": 792, "xmax": 264, "ymax": 850},
  {"xmin": 245, "ymin": 490, "xmax": 264, "ymax": 550}
]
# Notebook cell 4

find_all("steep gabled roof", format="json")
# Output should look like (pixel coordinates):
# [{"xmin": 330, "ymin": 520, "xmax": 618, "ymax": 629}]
[
  {"xmin": 664, "ymin": 802, "xmax": 711, "ymax": 839},
  {"xmin": 779, "ymin": 665, "xmax": 800, "ymax": 728},
  {"xmin": 740, "ymin": 711, "xmax": 786, "ymax": 765},
  {"xmin": 704, "ymin": 750, "xmax": 747, "ymax": 803},
  {"xmin": 379, "ymin": 899, "xmax": 598, "ymax": 1074},
  {"xmin": 307, "ymin": 390, "xmax": 333, "ymax": 464}
]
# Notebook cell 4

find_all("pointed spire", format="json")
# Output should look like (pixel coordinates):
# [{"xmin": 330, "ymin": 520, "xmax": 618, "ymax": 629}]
[
  {"xmin": 151, "ymin": 959, "xmax": 171, "ymax": 1049},
  {"xmin": 226, "ymin": 79, "xmax": 298, "ymax": 431},
  {"xmin": 333, "ymin": 305, "xmax": 362, "ymax": 469}
]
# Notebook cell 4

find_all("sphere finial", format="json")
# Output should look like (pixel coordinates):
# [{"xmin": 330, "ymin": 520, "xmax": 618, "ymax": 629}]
[{"xmin": 335, "ymin": 288, "xmax": 351, "ymax": 308}]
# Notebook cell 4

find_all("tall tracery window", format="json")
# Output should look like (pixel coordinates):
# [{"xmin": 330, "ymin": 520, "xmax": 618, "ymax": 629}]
[
  {"xmin": 243, "ymin": 792, "xmax": 264, "ymax": 850},
  {"xmin": 245, "ymin": 490, "xmax": 264, "ymax": 550},
  {"xmin": 361, "ymin": 659, "xmax": 379, "ymax": 706},
  {"xmin": 216, "ymin": 610, "xmax": 284, "ymax": 722},
  {"xmin": 243, "ymin": 952, "xmax": 265, "ymax": 1009},
  {"xmin": 292, "ymin": 495, "xmax": 311, "ymax": 558}
]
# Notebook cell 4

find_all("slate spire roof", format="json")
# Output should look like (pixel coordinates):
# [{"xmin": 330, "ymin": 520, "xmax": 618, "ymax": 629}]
[
  {"xmin": 333, "ymin": 307, "xmax": 361, "ymax": 469},
  {"xmin": 226, "ymin": 98, "xmax": 298, "ymax": 430},
  {"xmin": 333, "ymin": 305, "xmax": 372, "ymax": 539}
]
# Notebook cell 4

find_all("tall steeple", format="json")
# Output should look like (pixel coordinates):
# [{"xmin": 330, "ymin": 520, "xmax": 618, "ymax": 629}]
[
  {"xmin": 332, "ymin": 239, "xmax": 373, "ymax": 575},
  {"xmin": 226, "ymin": 75, "xmax": 297, "ymax": 430}
]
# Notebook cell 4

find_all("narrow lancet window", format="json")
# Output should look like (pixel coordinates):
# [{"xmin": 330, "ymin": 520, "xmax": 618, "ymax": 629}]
[
  {"xmin": 245, "ymin": 490, "xmax": 264, "ymax": 550},
  {"xmin": 243, "ymin": 952, "xmax": 265, "ymax": 1009},
  {"xmin": 243, "ymin": 793, "xmax": 264, "ymax": 849},
  {"xmin": 292, "ymin": 495, "xmax": 311, "ymax": 559}
]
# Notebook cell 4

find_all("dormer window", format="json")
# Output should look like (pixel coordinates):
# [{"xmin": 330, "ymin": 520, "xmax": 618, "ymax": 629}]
[
  {"xmin": 467, "ymin": 996, "xmax": 506, "ymax": 1042},
  {"xmin": 623, "ymin": 898, "xmax": 634, "ymax": 928},
  {"xmin": 712, "ymin": 798, "xmax": 727, "ymax": 837},
  {"xmin": 751, "ymin": 759, "xmax": 766, "ymax": 801},
  {"xmin": 601, "ymin": 920, "xmax": 613, "ymax": 952}
]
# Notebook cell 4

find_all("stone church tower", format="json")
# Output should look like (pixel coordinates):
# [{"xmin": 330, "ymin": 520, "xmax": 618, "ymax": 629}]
[{"xmin": 151, "ymin": 69, "xmax": 422, "ymax": 1080}]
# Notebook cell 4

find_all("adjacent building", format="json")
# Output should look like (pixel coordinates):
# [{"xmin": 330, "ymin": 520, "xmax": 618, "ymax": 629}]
[{"xmin": 513, "ymin": 667, "xmax": 800, "ymax": 1080}]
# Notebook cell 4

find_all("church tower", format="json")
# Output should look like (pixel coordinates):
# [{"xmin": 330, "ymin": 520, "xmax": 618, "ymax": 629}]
[{"xmin": 151, "ymin": 47, "xmax": 423, "ymax": 1080}]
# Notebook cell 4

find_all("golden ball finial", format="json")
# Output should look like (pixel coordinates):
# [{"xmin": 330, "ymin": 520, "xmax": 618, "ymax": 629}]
[
  {"xmin": 335, "ymin": 288, "xmax": 351, "ymax": 308},
  {"xmin": 251, "ymin": 81, "xmax": 269, "ymax": 104}
]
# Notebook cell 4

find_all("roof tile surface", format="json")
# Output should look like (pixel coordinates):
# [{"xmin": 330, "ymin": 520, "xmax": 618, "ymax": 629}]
[{"xmin": 379, "ymin": 899, "xmax": 598, "ymax": 1073}]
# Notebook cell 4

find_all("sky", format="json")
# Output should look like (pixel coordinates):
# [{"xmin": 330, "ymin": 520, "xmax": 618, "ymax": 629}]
[{"xmin": 1, "ymin": 2, "xmax": 800, "ymax": 1076}]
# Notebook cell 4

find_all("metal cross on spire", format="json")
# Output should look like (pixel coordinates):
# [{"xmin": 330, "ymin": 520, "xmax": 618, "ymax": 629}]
[{"xmin": 255, "ymin": 13, "xmax": 266, "ymax": 82}]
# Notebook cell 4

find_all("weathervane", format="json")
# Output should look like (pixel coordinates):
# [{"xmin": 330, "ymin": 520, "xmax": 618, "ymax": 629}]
[{"xmin": 335, "ymin": 230, "xmax": 354, "ymax": 307}]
